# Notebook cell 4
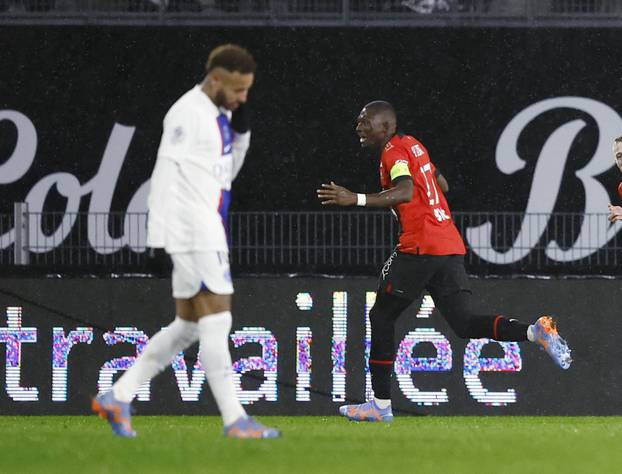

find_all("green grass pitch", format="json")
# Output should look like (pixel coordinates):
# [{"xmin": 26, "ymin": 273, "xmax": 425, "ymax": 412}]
[{"xmin": 0, "ymin": 416, "xmax": 620, "ymax": 473}]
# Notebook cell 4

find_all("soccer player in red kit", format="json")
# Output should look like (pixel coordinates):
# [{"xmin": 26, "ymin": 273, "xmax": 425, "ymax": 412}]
[
  {"xmin": 317, "ymin": 101, "xmax": 572, "ymax": 422},
  {"xmin": 607, "ymin": 136, "xmax": 622, "ymax": 222}
]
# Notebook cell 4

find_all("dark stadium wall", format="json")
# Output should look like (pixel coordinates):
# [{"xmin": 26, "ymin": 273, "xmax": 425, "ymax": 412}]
[
  {"xmin": 2, "ymin": 26, "xmax": 622, "ymax": 276},
  {"xmin": 1, "ymin": 27, "xmax": 622, "ymax": 216},
  {"xmin": 0, "ymin": 27, "xmax": 620, "ymax": 418},
  {"xmin": 0, "ymin": 277, "xmax": 617, "ymax": 415}
]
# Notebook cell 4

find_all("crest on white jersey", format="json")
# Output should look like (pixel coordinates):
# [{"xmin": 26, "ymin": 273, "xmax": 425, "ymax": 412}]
[{"xmin": 171, "ymin": 126, "xmax": 185, "ymax": 144}]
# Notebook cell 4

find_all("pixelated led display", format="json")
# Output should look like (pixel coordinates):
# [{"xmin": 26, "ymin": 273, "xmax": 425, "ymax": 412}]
[
  {"xmin": 295, "ymin": 292, "xmax": 313, "ymax": 311},
  {"xmin": 295, "ymin": 292, "xmax": 313, "ymax": 401},
  {"xmin": 417, "ymin": 295, "xmax": 435, "ymax": 319},
  {"xmin": 365, "ymin": 293, "xmax": 446, "ymax": 404},
  {"xmin": 296, "ymin": 327, "xmax": 312, "ymax": 401},
  {"xmin": 231, "ymin": 327, "xmax": 278, "ymax": 405},
  {"xmin": 463, "ymin": 339, "xmax": 522, "ymax": 406},
  {"xmin": 364, "ymin": 291, "xmax": 375, "ymax": 401},
  {"xmin": 52, "ymin": 327, "xmax": 93, "ymax": 401},
  {"xmin": 331, "ymin": 291, "xmax": 347, "ymax": 402},
  {"xmin": 395, "ymin": 328, "xmax": 452, "ymax": 405},
  {"xmin": 98, "ymin": 327, "xmax": 151, "ymax": 401},
  {"xmin": 0, "ymin": 307, "xmax": 38, "ymax": 401},
  {"xmin": 171, "ymin": 351, "xmax": 205, "ymax": 402},
  {"xmin": 1, "ymin": 294, "xmax": 524, "ymax": 411}
]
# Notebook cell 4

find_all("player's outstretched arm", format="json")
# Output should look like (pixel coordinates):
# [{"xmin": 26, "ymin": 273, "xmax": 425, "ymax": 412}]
[{"xmin": 317, "ymin": 179, "xmax": 413, "ymax": 208}]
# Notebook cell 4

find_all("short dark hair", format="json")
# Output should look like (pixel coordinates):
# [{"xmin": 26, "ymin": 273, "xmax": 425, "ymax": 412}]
[
  {"xmin": 206, "ymin": 44, "xmax": 256, "ymax": 74},
  {"xmin": 365, "ymin": 100, "xmax": 396, "ymax": 118}
]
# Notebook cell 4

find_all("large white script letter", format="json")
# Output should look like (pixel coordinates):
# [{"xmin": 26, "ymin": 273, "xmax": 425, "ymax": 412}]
[{"xmin": 466, "ymin": 97, "xmax": 622, "ymax": 264}]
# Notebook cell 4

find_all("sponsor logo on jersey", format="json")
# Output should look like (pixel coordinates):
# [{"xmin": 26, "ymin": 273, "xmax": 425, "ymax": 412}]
[{"xmin": 411, "ymin": 144, "xmax": 424, "ymax": 157}]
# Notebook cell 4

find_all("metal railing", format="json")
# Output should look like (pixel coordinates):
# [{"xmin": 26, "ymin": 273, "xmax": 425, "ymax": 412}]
[
  {"xmin": 1, "ymin": 207, "xmax": 621, "ymax": 275},
  {"xmin": 2, "ymin": 0, "xmax": 622, "ymax": 26}
]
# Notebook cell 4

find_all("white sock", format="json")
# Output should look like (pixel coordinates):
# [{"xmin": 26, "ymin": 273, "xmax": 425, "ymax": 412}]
[
  {"xmin": 113, "ymin": 317, "xmax": 198, "ymax": 403},
  {"xmin": 198, "ymin": 311, "xmax": 246, "ymax": 426},
  {"xmin": 527, "ymin": 324, "xmax": 536, "ymax": 342},
  {"xmin": 374, "ymin": 397, "xmax": 392, "ymax": 409}
]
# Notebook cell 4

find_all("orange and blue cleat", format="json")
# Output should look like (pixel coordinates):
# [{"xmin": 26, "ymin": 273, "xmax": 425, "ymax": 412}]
[
  {"xmin": 530, "ymin": 316, "xmax": 572, "ymax": 370},
  {"xmin": 224, "ymin": 416, "xmax": 281, "ymax": 439},
  {"xmin": 339, "ymin": 399, "xmax": 393, "ymax": 422},
  {"xmin": 92, "ymin": 391, "xmax": 136, "ymax": 438}
]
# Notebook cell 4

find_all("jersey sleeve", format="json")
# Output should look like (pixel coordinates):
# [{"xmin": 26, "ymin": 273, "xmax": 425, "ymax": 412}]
[
  {"xmin": 157, "ymin": 105, "xmax": 199, "ymax": 162},
  {"xmin": 231, "ymin": 131, "xmax": 251, "ymax": 180},
  {"xmin": 383, "ymin": 147, "xmax": 412, "ymax": 184}
]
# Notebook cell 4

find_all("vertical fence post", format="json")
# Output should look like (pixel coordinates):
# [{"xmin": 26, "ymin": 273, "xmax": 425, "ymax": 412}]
[
  {"xmin": 527, "ymin": 0, "xmax": 536, "ymax": 22},
  {"xmin": 159, "ymin": 0, "xmax": 167, "ymax": 24},
  {"xmin": 14, "ymin": 202, "xmax": 30, "ymax": 265},
  {"xmin": 342, "ymin": 0, "xmax": 350, "ymax": 24}
]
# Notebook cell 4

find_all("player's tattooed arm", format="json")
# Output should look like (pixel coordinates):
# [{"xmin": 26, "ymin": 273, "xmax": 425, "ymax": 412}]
[{"xmin": 317, "ymin": 179, "xmax": 413, "ymax": 208}]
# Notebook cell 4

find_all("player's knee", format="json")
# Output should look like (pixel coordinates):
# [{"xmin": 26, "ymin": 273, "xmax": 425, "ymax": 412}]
[
  {"xmin": 190, "ymin": 292, "xmax": 232, "ymax": 317},
  {"xmin": 369, "ymin": 294, "xmax": 406, "ymax": 326}
]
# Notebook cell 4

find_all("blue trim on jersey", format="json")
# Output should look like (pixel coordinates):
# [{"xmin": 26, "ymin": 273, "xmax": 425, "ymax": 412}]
[
  {"xmin": 218, "ymin": 189, "xmax": 232, "ymax": 244},
  {"xmin": 216, "ymin": 113, "xmax": 233, "ymax": 244},
  {"xmin": 216, "ymin": 113, "xmax": 233, "ymax": 156}
]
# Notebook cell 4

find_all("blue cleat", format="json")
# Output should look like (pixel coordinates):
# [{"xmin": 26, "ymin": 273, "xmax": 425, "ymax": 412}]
[
  {"xmin": 530, "ymin": 316, "xmax": 572, "ymax": 370},
  {"xmin": 339, "ymin": 399, "xmax": 393, "ymax": 422},
  {"xmin": 91, "ymin": 391, "xmax": 136, "ymax": 438},
  {"xmin": 224, "ymin": 416, "xmax": 281, "ymax": 439}
]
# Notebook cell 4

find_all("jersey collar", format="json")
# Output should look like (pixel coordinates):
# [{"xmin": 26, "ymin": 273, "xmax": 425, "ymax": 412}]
[
  {"xmin": 383, "ymin": 133, "xmax": 400, "ymax": 151},
  {"xmin": 193, "ymin": 85, "xmax": 220, "ymax": 116}
]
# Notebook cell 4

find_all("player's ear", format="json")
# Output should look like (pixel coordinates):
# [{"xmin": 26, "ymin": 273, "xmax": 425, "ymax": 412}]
[{"xmin": 209, "ymin": 70, "xmax": 223, "ymax": 86}]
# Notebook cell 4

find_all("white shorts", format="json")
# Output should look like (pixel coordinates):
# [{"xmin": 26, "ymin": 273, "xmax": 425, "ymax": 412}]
[{"xmin": 171, "ymin": 251, "xmax": 234, "ymax": 299}]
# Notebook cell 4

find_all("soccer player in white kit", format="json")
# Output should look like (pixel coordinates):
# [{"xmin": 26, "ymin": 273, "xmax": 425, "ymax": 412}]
[{"xmin": 92, "ymin": 44, "xmax": 280, "ymax": 439}]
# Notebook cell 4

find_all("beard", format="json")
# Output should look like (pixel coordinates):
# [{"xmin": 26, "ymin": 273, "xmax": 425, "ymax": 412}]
[{"xmin": 214, "ymin": 88, "xmax": 230, "ymax": 110}]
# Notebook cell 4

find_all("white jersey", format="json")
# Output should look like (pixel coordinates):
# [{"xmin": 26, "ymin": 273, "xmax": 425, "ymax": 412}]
[{"xmin": 146, "ymin": 85, "xmax": 250, "ymax": 253}]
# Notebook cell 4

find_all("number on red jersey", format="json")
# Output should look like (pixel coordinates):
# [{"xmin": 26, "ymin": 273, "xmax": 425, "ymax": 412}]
[{"xmin": 419, "ymin": 163, "xmax": 449, "ymax": 222}]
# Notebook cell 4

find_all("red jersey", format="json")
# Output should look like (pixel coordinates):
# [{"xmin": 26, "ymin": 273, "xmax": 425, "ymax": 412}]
[{"xmin": 380, "ymin": 134, "xmax": 466, "ymax": 256}]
